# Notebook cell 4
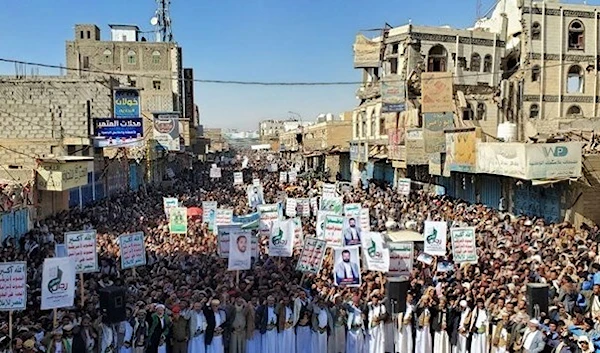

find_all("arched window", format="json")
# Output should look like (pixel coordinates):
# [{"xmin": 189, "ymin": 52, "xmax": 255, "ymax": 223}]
[
  {"xmin": 567, "ymin": 105, "xmax": 582, "ymax": 117},
  {"xmin": 152, "ymin": 51, "xmax": 161, "ymax": 64},
  {"xmin": 470, "ymin": 53, "xmax": 481, "ymax": 72},
  {"xmin": 531, "ymin": 22, "xmax": 541, "ymax": 40},
  {"xmin": 483, "ymin": 55, "xmax": 493, "ymax": 73},
  {"xmin": 567, "ymin": 65, "xmax": 583, "ymax": 93},
  {"xmin": 361, "ymin": 113, "xmax": 367, "ymax": 138},
  {"xmin": 127, "ymin": 50, "xmax": 136, "ymax": 64},
  {"xmin": 530, "ymin": 104, "xmax": 540, "ymax": 119},
  {"xmin": 568, "ymin": 20, "xmax": 584, "ymax": 50},
  {"xmin": 476, "ymin": 103, "xmax": 486, "ymax": 120},
  {"xmin": 427, "ymin": 45, "xmax": 447, "ymax": 72},
  {"xmin": 370, "ymin": 111, "xmax": 376, "ymax": 137},
  {"xmin": 531, "ymin": 65, "xmax": 541, "ymax": 82},
  {"xmin": 103, "ymin": 49, "xmax": 111, "ymax": 63},
  {"xmin": 379, "ymin": 116, "xmax": 386, "ymax": 136}
]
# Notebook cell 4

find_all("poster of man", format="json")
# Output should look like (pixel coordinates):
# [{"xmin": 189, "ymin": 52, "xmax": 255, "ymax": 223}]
[
  {"xmin": 247, "ymin": 184, "xmax": 265, "ymax": 209},
  {"xmin": 343, "ymin": 217, "xmax": 362, "ymax": 246},
  {"xmin": 228, "ymin": 229, "xmax": 252, "ymax": 271},
  {"xmin": 333, "ymin": 247, "xmax": 361, "ymax": 287}
]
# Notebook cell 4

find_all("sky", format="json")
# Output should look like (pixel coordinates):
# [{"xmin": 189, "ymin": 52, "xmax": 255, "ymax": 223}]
[{"xmin": 0, "ymin": 0, "xmax": 596, "ymax": 130}]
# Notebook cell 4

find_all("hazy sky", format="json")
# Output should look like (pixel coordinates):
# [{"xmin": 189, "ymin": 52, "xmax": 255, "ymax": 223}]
[{"xmin": 1, "ymin": 0, "xmax": 595, "ymax": 130}]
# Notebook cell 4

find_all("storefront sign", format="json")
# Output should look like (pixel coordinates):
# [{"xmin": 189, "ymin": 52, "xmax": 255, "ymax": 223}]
[
  {"xmin": 526, "ymin": 142, "xmax": 582, "ymax": 179},
  {"xmin": 153, "ymin": 112, "xmax": 181, "ymax": 151},
  {"xmin": 93, "ymin": 118, "xmax": 144, "ymax": 143},
  {"xmin": 406, "ymin": 129, "xmax": 428, "ymax": 165},
  {"xmin": 114, "ymin": 89, "xmax": 140, "ymax": 118},
  {"xmin": 446, "ymin": 130, "xmax": 478, "ymax": 173},
  {"xmin": 381, "ymin": 77, "xmax": 406, "ymax": 113},
  {"xmin": 350, "ymin": 143, "xmax": 368, "ymax": 163},
  {"xmin": 353, "ymin": 34, "xmax": 381, "ymax": 68},
  {"xmin": 476, "ymin": 143, "xmax": 528, "ymax": 179},
  {"xmin": 37, "ymin": 160, "xmax": 89, "ymax": 191},
  {"xmin": 421, "ymin": 72, "xmax": 454, "ymax": 113},
  {"xmin": 423, "ymin": 112, "xmax": 454, "ymax": 153}
]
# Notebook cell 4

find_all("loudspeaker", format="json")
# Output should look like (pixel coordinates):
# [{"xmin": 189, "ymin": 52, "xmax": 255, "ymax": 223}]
[
  {"xmin": 386, "ymin": 279, "xmax": 409, "ymax": 314},
  {"xmin": 98, "ymin": 286, "xmax": 127, "ymax": 323},
  {"xmin": 527, "ymin": 283, "xmax": 549, "ymax": 318}
]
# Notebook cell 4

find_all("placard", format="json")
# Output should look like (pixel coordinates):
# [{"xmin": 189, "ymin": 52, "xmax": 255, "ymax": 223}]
[
  {"xmin": 343, "ymin": 203, "xmax": 361, "ymax": 218},
  {"xmin": 269, "ymin": 220, "xmax": 294, "ymax": 257},
  {"xmin": 296, "ymin": 237, "xmax": 327, "ymax": 274},
  {"xmin": 360, "ymin": 208, "xmax": 371, "ymax": 232},
  {"xmin": 398, "ymin": 178, "xmax": 411, "ymax": 196},
  {"xmin": 388, "ymin": 242, "xmax": 413, "ymax": 278},
  {"xmin": 228, "ymin": 227, "xmax": 252, "ymax": 270},
  {"xmin": 169, "ymin": 207, "xmax": 188, "ymax": 234},
  {"xmin": 64, "ymin": 230, "xmax": 98, "ymax": 273},
  {"xmin": 119, "ymin": 232, "xmax": 146, "ymax": 269},
  {"xmin": 279, "ymin": 172, "xmax": 288, "ymax": 183},
  {"xmin": 41, "ymin": 257, "xmax": 76, "ymax": 310},
  {"xmin": 202, "ymin": 201, "xmax": 217, "ymax": 231},
  {"xmin": 324, "ymin": 215, "xmax": 344, "ymax": 247},
  {"xmin": 285, "ymin": 198, "xmax": 297, "ymax": 218},
  {"xmin": 361, "ymin": 232, "xmax": 390, "ymax": 273},
  {"xmin": 163, "ymin": 197, "xmax": 178, "ymax": 216},
  {"xmin": 450, "ymin": 227, "xmax": 478, "ymax": 264},
  {"xmin": 320, "ymin": 197, "xmax": 343, "ymax": 215},
  {"xmin": 258, "ymin": 204, "xmax": 280, "ymax": 237},
  {"xmin": 216, "ymin": 208, "xmax": 234, "ymax": 225},
  {"xmin": 233, "ymin": 172, "xmax": 243, "ymax": 185},
  {"xmin": 288, "ymin": 171, "xmax": 298, "ymax": 183},
  {"xmin": 423, "ymin": 221, "xmax": 447, "ymax": 256},
  {"xmin": 322, "ymin": 183, "xmax": 337, "ymax": 198},
  {"xmin": 210, "ymin": 167, "xmax": 222, "ymax": 178},
  {"xmin": 333, "ymin": 246, "xmax": 362, "ymax": 287},
  {"xmin": 0, "ymin": 262, "xmax": 27, "ymax": 311}
]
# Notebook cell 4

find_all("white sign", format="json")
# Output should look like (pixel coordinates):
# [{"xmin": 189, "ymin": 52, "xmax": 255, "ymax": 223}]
[
  {"xmin": 343, "ymin": 203, "xmax": 361, "ymax": 218},
  {"xmin": 360, "ymin": 208, "xmax": 371, "ymax": 231},
  {"xmin": 322, "ymin": 183, "xmax": 337, "ymax": 198},
  {"xmin": 163, "ymin": 197, "xmax": 178, "ymax": 216},
  {"xmin": 41, "ymin": 257, "xmax": 76, "ymax": 310},
  {"xmin": 268, "ymin": 163, "xmax": 278, "ymax": 172},
  {"xmin": 361, "ymin": 232, "xmax": 390, "ymax": 273},
  {"xmin": 228, "ymin": 227, "xmax": 252, "ymax": 271},
  {"xmin": 64, "ymin": 230, "xmax": 98, "ymax": 274},
  {"xmin": 233, "ymin": 172, "xmax": 243, "ymax": 185},
  {"xmin": 388, "ymin": 242, "xmax": 413, "ymax": 278},
  {"xmin": 288, "ymin": 171, "xmax": 298, "ymax": 183},
  {"xmin": 316, "ymin": 210, "xmax": 334, "ymax": 239},
  {"xmin": 398, "ymin": 178, "xmax": 411, "ymax": 196},
  {"xmin": 216, "ymin": 209, "xmax": 234, "ymax": 225},
  {"xmin": 0, "ymin": 262, "xmax": 27, "ymax": 311},
  {"xmin": 210, "ymin": 167, "xmax": 222, "ymax": 178},
  {"xmin": 286, "ymin": 198, "xmax": 297, "ymax": 217},
  {"xmin": 450, "ymin": 227, "xmax": 478, "ymax": 264},
  {"xmin": 119, "ymin": 232, "xmax": 146, "ymax": 269},
  {"xmin": 258, "ymin": 204, "xmax": 280, "ymax": 237},
  {"xmin": 269, "ymin": 220, "xmax": 294, "ymax": 257},
  {"xmin": 324, "ymin": 214, "xmax": 344, "ymax": 247},
  {"xmin": 279, "ymin": 172, "xmax": 288, "ymax": 183},
  {"xmin": 423, "ymin": 221, "xmax": 448, "ymax": 256}
]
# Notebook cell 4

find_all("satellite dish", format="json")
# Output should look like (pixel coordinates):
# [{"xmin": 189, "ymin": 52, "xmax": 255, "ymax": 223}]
[{"xmin": 150, "ymin": 17, "xmax": 159, "ymax": 26}]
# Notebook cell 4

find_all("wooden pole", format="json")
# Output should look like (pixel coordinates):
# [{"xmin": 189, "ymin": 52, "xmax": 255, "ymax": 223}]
[
  {"xmin": 300, "ymin": 273, "xmax": 306, "ymax": 287},
  {"xmin": 132, "ymin": 267, "xmax": 138, "ymax": 279},
  {"xmin": 8, "ymin": 311, "xmax": 13, "ymax": 339},
  {"xmin": 79, "ymin": 273, "xmax": 85, "ymax": 308},
  {"xmin": 236, "ymin": 271, "xmax": 240, "ymax": 286},
  {"xmin": 53, "ymin": 308, "xmax": 58, "ymax": 328}
]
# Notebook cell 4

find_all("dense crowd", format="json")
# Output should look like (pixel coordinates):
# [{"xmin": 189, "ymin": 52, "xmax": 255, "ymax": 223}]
[{"xmin": 1, "ymin": 152, "xmax": 600, "ymax": 353}]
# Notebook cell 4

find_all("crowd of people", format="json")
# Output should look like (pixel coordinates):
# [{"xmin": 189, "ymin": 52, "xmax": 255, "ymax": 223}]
[{"xmin": 0, "ymin": 152, "xmax": 600, "ymax": 353}]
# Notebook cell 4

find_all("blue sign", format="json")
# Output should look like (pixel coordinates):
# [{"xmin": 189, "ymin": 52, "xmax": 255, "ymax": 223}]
[
  {"xmin": 232, "ymin": 212, "xmax": 260, "ymax": 224},
  {"xmin": 114, "ymin": 89, "xmax": 140, "ymax": 118},
  {"xmin": 94, "ymin": 118, "xmax": 144, "ymax": 140}
]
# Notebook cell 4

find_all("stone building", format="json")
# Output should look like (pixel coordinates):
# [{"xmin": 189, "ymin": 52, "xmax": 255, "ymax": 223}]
[{"xmin": 66, "ymin": 24, "xmax": 182, "ymax": 113}]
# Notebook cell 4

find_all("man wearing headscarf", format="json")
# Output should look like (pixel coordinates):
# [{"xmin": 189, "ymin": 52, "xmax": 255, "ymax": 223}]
[
  {"xmin": 131, "ymin": 309, "xmax": 148, "ymax": 353},
  {"xmin": 229, "ymin": 297, "xmax": 251, "ymax": 353},
  {"xmin": 277, "ymin": 295, "xmax": 295, "ymax": 353},
  {"xmin": 366, "ymin": 292, "xmax": 387, "ymax": 353},
  {"xmin": 456, "ymin": 300, "xmax": 471, "ymax": 353},
  {"xmin": 311, "ymin": 297, "xmax": 333, "ymax": 353},
  {"xmin": 469, "ymin": 298, "xmax": 489, "ymax": 353},
  {"xmin": 294, "ymin": 290, "xmax": 312, "ymax": 353},
  {"xmin": 258, "ymin": 295, "xmax": 278, "ymax": 353},
  {"xmin": 148, "ymin": 304, "xmax": 170, "ymax": 353},
  {"xmin": 396, "ymin": 291, "xmax": 414, "ymax": 353},
  {"xmin": 204, "ymin": 298, "xmax": 226, "ymax": 353},
  {"xmin": 345, "ymin": 294, "xmax": 366, "ymax": 353},
  {"xmin": 431, "ymin": 297, "xmax": 450, "ymax": 353},
  {"xmin": 328, "ymin": 294, "xmax": 347, "ymax": 353}
]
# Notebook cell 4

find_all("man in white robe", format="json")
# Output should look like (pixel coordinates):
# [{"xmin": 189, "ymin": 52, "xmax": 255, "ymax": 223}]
[
  {"xmin": 294, "ymin": 290, "xmax": 312, "ymax": 353},
  {"xmin": 396, "ymin": 292, "xmax": 414, "ymax": 353},
  {"xmin": 328, "ymin": 295, "xmax": 347, "ymax": 353},
  {"xmin": 490, "ymin": 311, "xmax": 509, "ymax": 353},
  {"xmin": 246, "ymin": 298, "xmax": 262, "ymax": 353},
  {"xmin": 346, "ymin": 294, "xmax": 366, "ymax": 353},
  {"xmin": 277, "ymin": 296, "xmax": 295, "ymax": 353},
  {"xmin": 367, "ymin": 294, "xmax": 386, "ymax": 353},
  {"xmin": 185, "ymin": 300, "xmax": 207, "ymax": 353},
  {"xmin": 205, "ymin": 299, "xmax": 226, "ymax": 353},
  {"xmin": 311, "ymin": 298, "xmax": 332, "ymax": 353},
  {"xmin": 117, "ymin": 313, "xmax": 133, "ymax": 353},
  {"xmin": 432, "ymin": 298, "xmax": 450, "ymax": 353},
  {"xmin": 456, "ymin": 300, "xmax": 471, "ymax": 353},
  {"xmin": 469, "ymin": 298, "xmax": 488, "ymax": 353},
  {"xmin": 260, "ymin": 296, "xmax": 278, "ymax": 353}
]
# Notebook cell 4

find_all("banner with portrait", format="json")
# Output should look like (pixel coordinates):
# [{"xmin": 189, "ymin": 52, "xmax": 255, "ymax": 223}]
[
  {"xmin": 227, "ymin": 227, "xmax": 252, "ymax": 271},
  {"xmin": 247, "ymin": 184, "xmax": 265, "ymax": 209},
  {"xmin": 342, "ymin": 216, "xmax": 362, "ymax": 246},
  {"xmin": 41, "ymin": 257, "xmax": 76, "ymax": 310},
  {"xmin": 269, "ymin": 220, "xmax": 294, "ymax": 257},
  {"xmin": 423, "ymin": 221, "xmax": 448, "ymax": 256},
  {"xmin": 333, "ymin": 246, "xmax": 362, "ymax": 287},
  {"xmin": 169, "ymin": 207, "xmax": 188, "ymax": 234},
  {"xmin": 361, "ymin": 232, "xmax": 390, "ymax": 273}
]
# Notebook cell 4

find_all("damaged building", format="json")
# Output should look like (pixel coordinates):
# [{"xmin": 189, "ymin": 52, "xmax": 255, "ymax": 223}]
[{"xmin": 351, "ymin": 0, "xmax": 600, "ymax": 226}]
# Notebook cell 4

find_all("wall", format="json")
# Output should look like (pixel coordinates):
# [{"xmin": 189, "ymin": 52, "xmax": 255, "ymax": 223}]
[{"xmin": 0, "ymin": 77, "xmax": 113, "ymax": 168}]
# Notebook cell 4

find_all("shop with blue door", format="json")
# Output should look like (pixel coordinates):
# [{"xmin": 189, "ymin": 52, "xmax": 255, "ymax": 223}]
[
  {"xmin": 512, "ymin": 181, "xmax": 565, "ymax": 223},
  {"xmin": 0, "ymin": 207, "xmax": 31, "ymax": 245},
  {"xmin": 372, "ymin": 159, "xmax": 395, "ymax": 185}
]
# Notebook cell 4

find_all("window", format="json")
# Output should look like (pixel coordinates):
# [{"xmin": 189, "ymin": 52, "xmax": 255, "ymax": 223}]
[
  {"xmin": 568, "ymin": 20, "xmax": 584, "ymax": 50},
  {"xmin": 153, "ymin": 80, "xmax": 162, "ymax": 90},
  {"xmin": 152, "ymin": 51, "xmax": 161, "ymax": 64},
  {"xmin": 122, "ymin": 35, "xmax": 127, "ymax": 42},
  {"xmin": 130, "ymin": 80, "xmax": 137, "ymax": 88},
  {"xmin": 470, "ymin": 53, "xmax": 481, "ymax": 72},
  {"xmin": 79, "ymin": 31, "xmax": 84, "ymax": 39},
  {"xmin": 483, "ymin": 55, "xmax": 493, "ymax": 73},
  {"xmin": 370, "ymin": 111, "xmax": 376, "ymax": 137},
  {"xmin": 361, "ymin": 116, "xmax": 367, "ymax": 138},
  {"xmin": 82, "ymin": 56, "xmax": 90, "ymax": 69},
  {"xmin": 530, "ymin": 104, "xmax": 540, "ymax": 119},
  {"xmin": 379, "ymin": 116, "xmax": 386, "ymax": 136},
  {"xmin": 87, "ymin": 31, "xmax": 91, "ymax": 39},
  {"xmin": 392, "ymin": 44, "xmax": 399, "ymax": 54},
  {"xmin": 427, "ymin": 45, "xmax": 447, "ymax": 72},
  {"xmin": 567, "ymin": 65, "xmax": 583, "ymax": 93},
  {"xmin": 531, "ymin": 65, "xmax": 541, "ymax": 82},
  {"xmin": 567, "ymin": 105, "xmax": 582, "ymax": 117},
  {"xmin": 476, "ymin": 103, "xmax": 486, "ymax": 120},
  {"xmin": 462, "ymin": 105, "xmax": 474, "ymax": 120},
  {"xmin": 127, "ymin": 50, "xmax": 136, "ymax": 64},
  {"xmin": 531, "ymin": 22, "xmax": 541, "ymax": 40},
  {"xmin": 390, "ymin": 58, "xmax": 398, "ymax": 74},
  {"xmin": 103, "ymin": 50, "xmax": 111, "ymax": 63}
]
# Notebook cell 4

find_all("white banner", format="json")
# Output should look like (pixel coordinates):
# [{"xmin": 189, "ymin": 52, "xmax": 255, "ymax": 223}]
[
  {"xmin": 333, "ymin": 246, "xmax": 362, "ymax": 287},
  {"xmin": 288, "ymin": 171, "xmax": 297, "ymax": 183},
  {"xmin": 388, "ymin": 242, "xmax": 413, "ymax": 278},
  {"xmin": 41, "ymin": 257, "xmax": 76, "ymax": 310},
  {"xmin": 210, "ymin": 167, "xmax": 222, "ymax": 178},
  {"xmin": 361, "ymin": 232, "xmax": 390, "ymax": 272},
  {"xmin": 202, "ymin": 201, "xmax": 218, "ymax": 232},
  {"xmin": 398, "ymin": 178, "xmax": 411, "ymax": 196},
  {"xmin": 258, "ymin": 204, "xmax": 280, "ymax": 237},
  {"xmin": 450, "ymin": 227, "xmax": 478, "ymax": 264},
  {"xmin": 119, "ymin": 232, "xmax": 146, "ymax": 269},
  {"xmin": 64, "ymin": 230, "xmax": 98, "ymax": 273},
  {"xmin": 216, "ymin": 209, "xmax": 234, "ymax": 225},
  {"xmin": 279, "ymin": 172, "xmax": 288, "ymax": 183},
  {"xmin": 163, "ymin": 197, "xmax": 178, "ymax": 216},
  {"xmin": 285, "ymin": 198, "xmax": 297, "ymax": 217},
  {"xmin": 269, "ymin": 219, "xmax": 294, "ymax": 257},
  {"xmin": 322, "ymin": 183, "xmax": 337, "ymax": 198},
  {"xmin": 316, "ymin": 210, "xmax": 334, "ymax": 239},
  {"xmin": 233, "ymin": 172, "xmax": 243, "ymax": 185},
  {"xmin": 0, "ymin": 262, "xmax": 27, "ymax": 311},
  {"xmin": 360, "ymin": 208, "xmax": 371, "ymax": 231},
  {"xmin": 324, "ymin": 214, "xmax": 344, "ymax": 247},
  {"xmin": 343, "ymin": 203, "xmax": 361, "ymax": 218},
  {"xmin": 423, "ymin": 221, "xmax": 448, "ymax": 256},
  {"xmin": 228, "ymin": 227, "xmax": 252, "ymax": 271}
]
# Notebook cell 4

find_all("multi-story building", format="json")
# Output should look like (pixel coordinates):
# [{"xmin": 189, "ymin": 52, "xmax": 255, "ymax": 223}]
[{"xmin": 303, "ymin": 117, "xmax": 353, "ymax": 180}]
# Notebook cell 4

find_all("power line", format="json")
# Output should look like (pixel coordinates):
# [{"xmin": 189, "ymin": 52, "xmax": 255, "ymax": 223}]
[{"xmin": 0, "ymin": 56, "xmax": 572, "ymax": 86}]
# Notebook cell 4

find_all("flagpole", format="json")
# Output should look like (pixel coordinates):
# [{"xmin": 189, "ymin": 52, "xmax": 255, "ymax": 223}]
[
  {"xmin": 236, "ymin": 270, "xmax": 240, "ymax": 286},
  {"xmin": 79, "ymin": 273, "xmax": 85, "ymax": 307},
  {"xmin": 53, "ymin": 308, "xmax": 58, "ymax": 328},
  {"xmin": 8, "ymin": 311, "xmax": 13, "ymax": 340}
]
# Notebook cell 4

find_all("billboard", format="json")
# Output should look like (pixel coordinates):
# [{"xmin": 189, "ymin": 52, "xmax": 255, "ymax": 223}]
[
  {"xmin": 93, "ymin": 118, "xmax": 144, "ymax": 147},
  {"xmin": 184, "ymin": 68, "xmax": 195, "ymax": 121},
  {"xmin": 153, "ymin": 112, "xmax": 181, "ymax": 151},
  {"xmin": 113, "ymin": 89, "xmax": 140, "ymax": 118}
]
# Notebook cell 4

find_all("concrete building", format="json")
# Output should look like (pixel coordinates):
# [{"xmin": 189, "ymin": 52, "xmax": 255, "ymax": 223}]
[
  {"xmin": 66, "ymin": 24, "xmax": 183, "ymax": 113},
  {"xmin": 303, "ymin": 120, "xmax": 353, "ymax": 180}
]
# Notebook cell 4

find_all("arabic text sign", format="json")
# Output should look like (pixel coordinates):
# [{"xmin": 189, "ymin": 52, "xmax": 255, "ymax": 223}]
[
  {"xmin": 233, "ymin": 172, "xmax": 243, "ymax": 185},
  {"xmin": 324, "ymin": 215, "xmax": 344, "ymax": 247},
  {"xmin": 388, "ymin": 242, "xmax": 413, "ymax": 278},
  {"xmin": 397, "ymin": 178, "xmax": 411, "ymax": 196},
  {"xmin": 296, "ymin": 237, "xmax": 327, "ymax": 274},
  {"xmin": 64, "ymin": 230, "xmax": 98, "ymax": 273},
  {"xmin": 0, "ymin": 262, "xmax": 27, "ymax": 311},
  {"xmin": 421, "ymin": 72, "xmax": 453, "ymax": 113},
  {"xmin": 450, "ymin": 227, "xmax": 478, "ymax": 264},
  {"xmin": 258, "ymin": 204, "xmax": 280, "ymax": 236},
  {"xmin": 119, "ymin": 232, "xmax": 146, "ymax": 269},
  {"xmin": 93, "ymin": 118, "xmax": 144, "ymax": 140},
  {"xmin": 525, "ymin": 142, "xmax": 582, "ymax": 179},
  {"xmin": 423, "ymin": 112, "xmax": 454, "ymax": 154},
  {"xmin": 210, "ymin": 167, "xmax": 222, "ymax": 178},
  {"xmin": 163, "ymin": 197, "xmax": 178, "ymax": 216},
  {"xmin": 37, "ymin": 161, "xmax": 89, "ymax": 192},
  {"xmin": 114, "ymin": 89, "xmax": 140, "ymax": 118},
  {"xmin": 216, "ymin": 208, "xmax": 234, "ymax": 225}
]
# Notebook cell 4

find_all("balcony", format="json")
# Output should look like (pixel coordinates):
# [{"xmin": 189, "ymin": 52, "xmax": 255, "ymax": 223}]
[{"xmin": 356, "ymin": 82, "xmax": 381, "ymax": 100}]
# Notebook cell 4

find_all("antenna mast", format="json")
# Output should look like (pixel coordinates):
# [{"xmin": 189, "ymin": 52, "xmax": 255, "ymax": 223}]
[
  {"xmin": 154, "ymin": 0, "xmax": 173, "ymax": 42},
  {"xmin": 476, "ymin": 0, "xmax": 483, "ymax": 20}
]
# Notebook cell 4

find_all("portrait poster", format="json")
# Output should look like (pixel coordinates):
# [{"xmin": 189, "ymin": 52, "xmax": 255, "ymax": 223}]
[
  {"xmin": 169, "ymin": 207, "xmax": 188, "ymax": 234},
  {"xmin": 333, "ymin": 246, "xmax": 362, "ymax": 287},
  {"xmin": 247, "ymin": 184, "xmax": 265, "ymax": 209},
  {"xmin": 342, "ymin": 216, "xmax": 362, "ymax": 246},
  {"xmin": 41, "ymin": 257, "xmax": 76, "ymax": 310},
  {"xmin": 423, "ymin": 221, "xmax": 448, "ymax": 256},
  {"xmin": 228, "ymin": 227, "xmax": 252, "ymax": 271}
]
